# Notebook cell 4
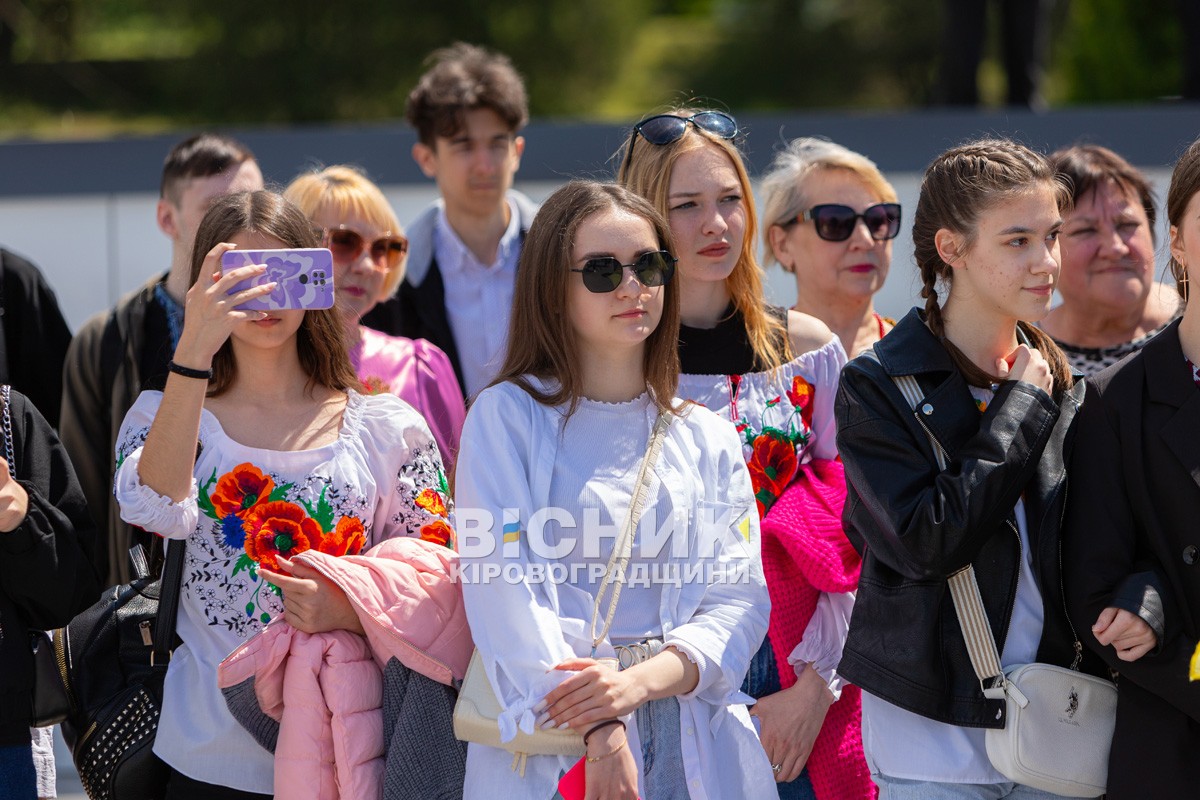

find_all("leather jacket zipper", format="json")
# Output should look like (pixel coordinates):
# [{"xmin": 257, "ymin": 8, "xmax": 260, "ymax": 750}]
[{"xmin": 1056, "ymin": 480, "xmax": 1086, "ymax": 671}]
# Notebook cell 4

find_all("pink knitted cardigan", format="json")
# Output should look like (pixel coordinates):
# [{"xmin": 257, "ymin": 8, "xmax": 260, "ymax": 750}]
[{"xmin": 760, "ymin": 458, "xmax": 877, "ymax": 800}]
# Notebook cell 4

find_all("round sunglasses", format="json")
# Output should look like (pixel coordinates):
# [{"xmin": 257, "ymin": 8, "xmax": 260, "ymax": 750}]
[
  {"xmin": 793, "ymin": 203, "xmax": 902, "ymax": 242},
  {"xmin": 323, "ymin": 226, "xmax": 409, "ymax": 270},
  {"xmin": 619, "ymin": 111, "xmax": 738, "ymax": 176},
  {"xmin": 570, "ymin": 250, "xmax": 677, "ymax": 293}
]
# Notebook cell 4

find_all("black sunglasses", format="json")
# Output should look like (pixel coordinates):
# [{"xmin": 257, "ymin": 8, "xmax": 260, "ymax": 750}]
[
  {"xmin": 619, "ymin": 112, "xmax": 738, "ymax": 176},
  {"xmin": 793, "ymin": 203, "xmax": 902, "ymax": 242},
  {"xmin": 570, "ymin": 251, "xmax": 677, "ymax": 293}
]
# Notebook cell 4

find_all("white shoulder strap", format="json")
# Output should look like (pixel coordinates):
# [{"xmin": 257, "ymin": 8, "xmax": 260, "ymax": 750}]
[{"xmin": 858, "ymin": 346, "xmax": 1006, "ymax": 693}]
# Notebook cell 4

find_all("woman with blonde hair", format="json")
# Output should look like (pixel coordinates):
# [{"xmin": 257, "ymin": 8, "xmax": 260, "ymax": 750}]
[
  {"xmin": 761, "ymin": 137, "xmax": 901, "ymax": 358},
  {"xmin": 285, "ymin": 166, "xmax": 465, "ymax": 467},
  {"xmin": 620, "ymin": 111, "xmax": 874, "ymax": 800}
]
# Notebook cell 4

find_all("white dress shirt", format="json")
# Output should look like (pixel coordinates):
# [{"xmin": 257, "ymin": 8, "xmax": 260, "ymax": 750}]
[{"xmin": 435, "ymin": 202, "xmax": 521, "ymax": 398}]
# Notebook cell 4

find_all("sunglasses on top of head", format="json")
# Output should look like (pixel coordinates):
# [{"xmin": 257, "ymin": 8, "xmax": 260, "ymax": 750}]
[
  {"xmin": 570, "ymin": 250, "xmax": 677, "ymax": 294},
  {"xmin": 323, "ymin": 226, "xmax": 409, "ymax": 269},
  {"xmin": 789, "ymin": 203, "xmax": 902, "ymax": 243},
  {"xmin": 619, "ymin": 111, "xmax": 738, "ymax": 176}
]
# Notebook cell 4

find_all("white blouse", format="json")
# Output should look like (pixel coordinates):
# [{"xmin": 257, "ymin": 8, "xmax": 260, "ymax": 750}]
[
  {"xmin": 114, "ymin": 389, "xmax": 447, "ymax": 793},
  {"xmin": 678, "ymin": 335, "xmax": 851, "ymax": 689},
  {"xmin": 453, "ymin": 378, "xmax": 777, "ymax": 800}
]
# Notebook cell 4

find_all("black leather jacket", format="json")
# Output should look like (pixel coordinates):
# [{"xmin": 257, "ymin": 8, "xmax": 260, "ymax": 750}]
[{"xmin": 835, "ymin": 309, "xmax": 1102, "ymax": 728}]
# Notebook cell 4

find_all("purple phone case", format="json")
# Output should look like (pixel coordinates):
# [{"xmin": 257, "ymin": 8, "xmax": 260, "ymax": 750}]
[{"xmin": 220, "ymin": 248, "xmax": 335, "ymax": 311}]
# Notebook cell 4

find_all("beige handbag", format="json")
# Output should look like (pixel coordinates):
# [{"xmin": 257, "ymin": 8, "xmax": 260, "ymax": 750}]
[
  {"xmin": 452, "ymin": 411, "xmax": 672, "ymax": 763},
  {"xmin": 883, "ymin": 362, "xmax": 1116, "ymax": 797}
]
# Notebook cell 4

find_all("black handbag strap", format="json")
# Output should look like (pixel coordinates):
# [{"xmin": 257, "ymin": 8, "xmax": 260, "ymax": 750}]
[{"xmin": 152, "ymin": 539, "xmax": 185, "ymax": 664}]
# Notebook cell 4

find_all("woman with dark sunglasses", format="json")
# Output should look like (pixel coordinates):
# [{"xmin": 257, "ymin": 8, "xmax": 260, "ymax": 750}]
[
  {"xmin": 455, "ymin": 180, "xmax": 775, "ymax": 799},
  {"xmin": 285, "ymin": 166, "xmax": 466, "ymax": 468},
  {"xmin": 620, "ymin": 110, "xmax": 876, "ymax": 800},
  {"xmin": 762, "ymin": 138, "xmax": 901, "ymax": 359}
]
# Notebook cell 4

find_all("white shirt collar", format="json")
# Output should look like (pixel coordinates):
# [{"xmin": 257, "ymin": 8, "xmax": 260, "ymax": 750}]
[{"xmin": 435, "ymin": 198, "xmax": 521, "ymax": 275}]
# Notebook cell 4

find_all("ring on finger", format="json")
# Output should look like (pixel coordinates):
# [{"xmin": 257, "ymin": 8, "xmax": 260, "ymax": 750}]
[{"xmin": 771, "ymin": 763, "xmax": 782, "ymax": 773}]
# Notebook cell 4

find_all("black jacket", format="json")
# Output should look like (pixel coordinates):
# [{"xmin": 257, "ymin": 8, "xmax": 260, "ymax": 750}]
[
  {"xmin": 0, "ymin": 389, "xmax": 98, "ymax": 745},
  {"xmin": 1063, "ymin": 321, "xmax": 1200, "ymax": 798},
  {"xmin": 0, "ymin": 248, "xmax": 72, "ymax": 429},
  {"xmin": 835, "ymin": 309, "xmax": 1101, "ymax": 729}
]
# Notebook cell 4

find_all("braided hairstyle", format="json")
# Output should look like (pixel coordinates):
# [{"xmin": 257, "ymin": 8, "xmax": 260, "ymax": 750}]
[
  {"xmin": 1166, "ymin": 137, "xmax": 1200, "ymax": 304},
  {"xmin": 912, "ymin": 139, "xmax": 1074, "ymax": 394}
]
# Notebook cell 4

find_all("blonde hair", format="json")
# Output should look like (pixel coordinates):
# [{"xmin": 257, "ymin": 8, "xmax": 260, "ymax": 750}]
[
  {"xmin": 284, "ymin": 165, "xmax": 406, "ymax": 300},
  {"xmin": 759, "ymin": 137, "xmax": 898, "ymax": 271},
  {"xmin": 618, "ymin": 108, "xmax": 788, "ymax": 371}
]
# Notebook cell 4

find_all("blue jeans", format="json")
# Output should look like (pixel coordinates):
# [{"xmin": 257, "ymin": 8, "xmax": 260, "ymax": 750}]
[
  {"xmin": 872, "ymin": 774, "xmax": 1097, "ymax": 799},
  {"xmin": 741, "ymin": 638, "xmax": 818, "ymax": 800},
  {"xmin": 0, "ymin": 742, "xmax": 36, "ymax": 800},
  {"xmin": 633, "ymin": 696, "xmax": 688, "ymax": 800}
]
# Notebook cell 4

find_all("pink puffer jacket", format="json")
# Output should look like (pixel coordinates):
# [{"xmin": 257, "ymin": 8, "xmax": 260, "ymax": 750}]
[{"xmin": 218, "ymin": 537, "xmax": 473, "ymax": 800}]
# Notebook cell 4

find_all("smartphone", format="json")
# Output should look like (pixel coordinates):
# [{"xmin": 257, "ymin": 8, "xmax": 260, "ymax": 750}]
[{"xmin": 220, "ymin": 248, "xmax": 335, "ymax": 311}]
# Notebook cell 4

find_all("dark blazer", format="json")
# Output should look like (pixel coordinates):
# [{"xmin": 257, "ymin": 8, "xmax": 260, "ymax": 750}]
[
  {"xmin": 1063, "ymin": 319, "xmax": 1200, "ymax": 799},
  {"xmin": 0, "ymin": 249, "xmax": 72, "ymax": 428},
  {"xmin": 836, "ymin": 309, "xmax": 1101, "ymax": 728},
  {"xmin": 0, "ymin": 389, "xmax": 98, "ymax": 745},
  {"xmin": 361, "ymin": 192, "xmax": 539, "ymax": 395}
]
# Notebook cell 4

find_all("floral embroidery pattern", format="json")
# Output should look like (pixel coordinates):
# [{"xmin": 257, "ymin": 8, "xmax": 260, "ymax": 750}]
[
  {"xmin": 360, "ymin": 376, "xmax": 389, "ymax": 395},
  {"xmin": 736, "ymin": 375, "xmax": 815, "ymax": 517},
  {"xmin": 416, "ymin": 469, "xmax": 456, "ymax": 549},
  {"xmin": 197, "ymin": 462, "xmax": 369, "ymax": 625}
]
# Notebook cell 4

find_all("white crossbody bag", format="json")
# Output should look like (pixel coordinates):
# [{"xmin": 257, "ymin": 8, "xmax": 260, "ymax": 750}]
[
  {"xmin": 452, "ymin": 411, "xmax": 672, "ymax": 769},
  {"xmin": 866, "ymin": 350, "xmax": 1116, "ymax": 797}
]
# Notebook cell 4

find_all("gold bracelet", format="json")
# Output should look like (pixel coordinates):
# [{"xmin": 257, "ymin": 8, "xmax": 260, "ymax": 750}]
[{"xmin": 585, "ymin": 737, "xmax": 627, "ymax": 763}]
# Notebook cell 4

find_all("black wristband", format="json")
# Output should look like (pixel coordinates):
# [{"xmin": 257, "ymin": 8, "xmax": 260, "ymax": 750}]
[
  {"xmin": 168, "ymin": 360, "xmax": 213, "ymax": 380},
  {"xmin": 583, "ymin": 719, "xmax": 625, "ymax": 745}
]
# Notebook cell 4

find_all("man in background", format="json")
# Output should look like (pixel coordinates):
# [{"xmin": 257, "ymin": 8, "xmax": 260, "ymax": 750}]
[
  {"xmin": 362, "ymin": 42, "xmax": 537, "ymax": 399},
  {"xmin": 60, "ymin": 133, "xmax": 263, "ymax": 586}
]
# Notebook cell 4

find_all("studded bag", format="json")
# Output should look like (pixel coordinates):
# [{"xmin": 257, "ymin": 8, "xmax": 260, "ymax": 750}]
[{"xmin": 56, "ymin": 536, "xmax": 185, "ymax": 800}]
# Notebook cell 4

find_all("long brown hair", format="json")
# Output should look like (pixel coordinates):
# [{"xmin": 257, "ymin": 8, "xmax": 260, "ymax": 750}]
[
  {"xmin": 1166, "ymin": 137, "xmax": 1200, "ymax": 304},
  {"xmin": 913, "ymin": 139, "xmax": 1074, "ymax": 393},
  {"xmin": 494, "ymin": 180, "xmax": 681, "ymax": 415},
  {"xmin": 188, "ymin": 190, "xmax": 359, "ymax": 397},
  {"xmin": 617, "ymin": 108, "xmax": 789, "ymax": 371}
]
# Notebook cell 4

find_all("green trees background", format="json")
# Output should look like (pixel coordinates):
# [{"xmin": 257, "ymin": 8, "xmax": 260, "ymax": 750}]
[{"xmin": 0, "ymin": 0, "xmax": 1190, "ymax": 137}]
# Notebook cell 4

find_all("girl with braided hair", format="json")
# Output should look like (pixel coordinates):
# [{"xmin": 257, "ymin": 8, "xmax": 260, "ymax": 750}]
[{"xmin": 834, "ymin": 139, "xmax": 1115, "ymax": 799}]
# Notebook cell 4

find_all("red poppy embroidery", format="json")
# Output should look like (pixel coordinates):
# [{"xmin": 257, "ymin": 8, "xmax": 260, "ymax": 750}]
[
  {"xmin": 787, "ymin": 376, "xmax": 815, "ymax": 429},
  {"xmin": 419, "ymin": 519, "xmax": 456, "ymax": 549},
  {"xmin": 319, "ymin": 515, "xmax": 366, "ymax": 558},
  {"xmin": 747, "ymin": 431, "xmax": 799, "ymax": 517},
  {"xmin": 243, "ymin": 501, "xmax": 323, "ymax": 571},
  {"xmin": 211, "ymin": 463, "xmax": 274, "ymax": 519},
  {"xmin": 415, "ymin": 487, "xmax": 448, "ymax": 518}
]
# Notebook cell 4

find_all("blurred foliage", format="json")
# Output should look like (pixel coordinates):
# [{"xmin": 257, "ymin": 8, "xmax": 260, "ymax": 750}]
[
  {"xmin": 1056, "ymin": 0, "xmax": 1183, "ymax": 102},
  {"xmin": 0, "ymin": 0, "xmax": 1193, "ymax": 138}
]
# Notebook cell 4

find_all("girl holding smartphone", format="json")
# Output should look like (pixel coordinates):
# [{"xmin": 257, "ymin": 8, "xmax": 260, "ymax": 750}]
[{"xmin": 113, "ymin": 190, "xmax": 447, "ymax": 799}]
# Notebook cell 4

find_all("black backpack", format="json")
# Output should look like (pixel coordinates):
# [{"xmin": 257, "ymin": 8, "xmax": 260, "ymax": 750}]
[{"xmin": 55, "ymin": 542, "xmax": 184, "ymax": 800}]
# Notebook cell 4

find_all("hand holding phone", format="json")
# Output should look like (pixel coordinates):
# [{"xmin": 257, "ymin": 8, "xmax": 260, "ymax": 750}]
[{"xmin": 220, "ymin": 248, "xmax": 335, "ymax": 311}]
